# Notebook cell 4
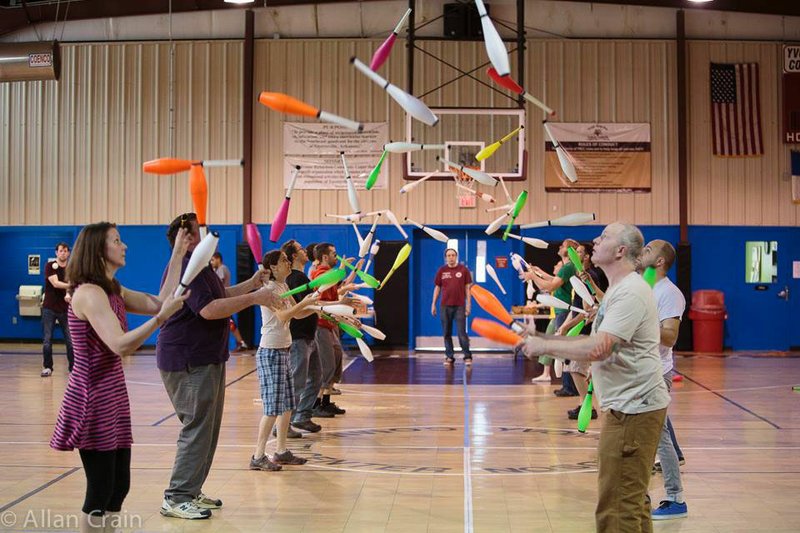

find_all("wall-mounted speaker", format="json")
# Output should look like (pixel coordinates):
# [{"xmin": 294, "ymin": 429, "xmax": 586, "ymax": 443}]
[{"xmin": 443, "ymin": 3, "xmax": 487, "ymax": 39}]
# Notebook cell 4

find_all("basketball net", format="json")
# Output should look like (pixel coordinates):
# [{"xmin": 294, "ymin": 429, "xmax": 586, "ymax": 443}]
[{"xmin": 454, "ymin": 167, "xmax": 478, "ymax": 209}]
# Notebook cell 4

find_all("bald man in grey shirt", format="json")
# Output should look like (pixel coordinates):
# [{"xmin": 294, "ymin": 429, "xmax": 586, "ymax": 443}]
[{"xmin": 523, "ymin": 222, "xmax": 669, "ymax": 533}]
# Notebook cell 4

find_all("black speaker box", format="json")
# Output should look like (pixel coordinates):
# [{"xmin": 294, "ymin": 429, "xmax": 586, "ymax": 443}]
[
  {"xmin": 443, "ymin": 3, "xmax": 487, "ymax": 39},
  {"xmin": 236, "ymin": 241, "xmax": 256, "ymax": 346},
  {"xmin": 466, "ymin": 2, "xmax": 486, "ymax": 38}
]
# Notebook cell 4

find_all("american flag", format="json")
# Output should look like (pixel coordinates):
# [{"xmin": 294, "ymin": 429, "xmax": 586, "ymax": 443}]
[{"xmin": 710, "ymin": 63, "xmax": 763, "ymax": 156}]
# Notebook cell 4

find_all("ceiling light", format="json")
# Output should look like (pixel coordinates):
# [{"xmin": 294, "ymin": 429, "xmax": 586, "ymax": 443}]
[
  {"xmin": 224, "ymin": 0, "xmax": 255, "ymax": 4},
  {"xmin": 688, "ymin": 0, "xmax": 713, "ymax": 3}
]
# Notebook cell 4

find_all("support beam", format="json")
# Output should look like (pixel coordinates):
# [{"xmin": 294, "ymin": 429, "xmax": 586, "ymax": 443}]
[
  {"xmin": 675, "ymin": 9, "xmax": 693, "ymax": 352},
  {"xmin": 407, "ymin": 0, "xmax": 415, "ymax": 95},
  {"xmin": 243, "ymin": 9, "xmax": 254, "ymax": 227},
  {"xmin": 516, "ymin": 0, "xmax": 525, "ymax": 109},
  {"xmin": 677, "ymin": 9, "xmax": 688, "ymax": 242}
]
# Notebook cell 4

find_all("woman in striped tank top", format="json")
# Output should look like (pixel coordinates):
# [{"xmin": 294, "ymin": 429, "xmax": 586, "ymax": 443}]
[{"xmin": 50, "ymin": 222, "xmax": 191, "ymax": 533}]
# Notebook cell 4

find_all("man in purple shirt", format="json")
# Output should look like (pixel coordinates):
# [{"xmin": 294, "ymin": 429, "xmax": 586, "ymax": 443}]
[
  {"xmin": 431, "ymin": 248, "xmax": 473, "ymax": 366},
  {"xmin": 156, "ymin": 213, "xmax": 275, "ymax": 520}
]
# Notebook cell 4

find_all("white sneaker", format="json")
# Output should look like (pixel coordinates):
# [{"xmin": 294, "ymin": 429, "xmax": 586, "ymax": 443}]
[
  {"xmin": 194, "ymin": 493, "xmax": 222, "ymax": 509},
  {"xmin": 40, "ymin": 368, "xmax": 52, "ymax": 377},
  {"xmin": 160, "ymin": 498, "xmax": 212, "ymax": 519}
]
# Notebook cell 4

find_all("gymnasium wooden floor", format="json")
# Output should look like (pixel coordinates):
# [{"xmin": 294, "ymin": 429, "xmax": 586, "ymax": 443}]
[{"xmin": 1, "ymin": 344, "xmax": 799, "ymax": 532}]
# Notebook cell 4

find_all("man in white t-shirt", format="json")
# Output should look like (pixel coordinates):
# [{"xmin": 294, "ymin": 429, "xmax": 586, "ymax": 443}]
[
  {"xmin": 640, "ymin": 239, "xmax": 688, "ymax": 520},
  {"xmin": 523, "ymin": 222, "xmax": 669, "ymax": 532}
]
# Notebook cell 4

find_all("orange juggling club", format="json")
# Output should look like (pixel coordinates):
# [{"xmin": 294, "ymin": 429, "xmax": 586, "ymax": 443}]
[
  {"xmin": 471, "ymin": 318, "xmax": 522, "ymax": 346},
  {"xmin": 258, "ymin": 92, "xmax": 364, "ymax": 132},
  {"xmin": 470, "ymin": 284, "xmax": 524, "ymax": 334},
  {"xmin": 142, "ymin": 157, "xmax": 242, "ymax": 175},
  {"xmin": 189, "ymin": 164, "xmax": 208, "ymax": 237}
]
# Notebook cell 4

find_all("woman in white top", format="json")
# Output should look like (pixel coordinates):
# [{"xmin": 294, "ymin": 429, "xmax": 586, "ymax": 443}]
[{"xmin": 250, "ymin": 250, "xmax": 318, "ymax": 471}]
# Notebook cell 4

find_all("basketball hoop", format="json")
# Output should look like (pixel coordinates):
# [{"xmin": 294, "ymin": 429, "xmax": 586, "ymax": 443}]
[{"xmin": 453, "ymin": 167, "xmax": 478, "ymax": 209}]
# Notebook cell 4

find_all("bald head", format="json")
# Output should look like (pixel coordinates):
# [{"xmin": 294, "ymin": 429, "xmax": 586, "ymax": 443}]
[{"xmin": 643, "ymin": 239, "xmax": 676, "ymax": 271}]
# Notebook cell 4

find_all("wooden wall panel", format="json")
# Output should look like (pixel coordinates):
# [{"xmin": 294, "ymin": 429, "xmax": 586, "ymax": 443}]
[
  {"xmin": 2, "ymin": 37, "xmax": 796, "ymax": 228},
  {"xmin": 687, "ymin": 41, "xmax": 799, "ymax": 227},
  {"xmin": 250, "ymin": 38, "xmax": 679, "ymax": 228},
  {"xmin": 0, "ymin": 41, "xmax": 243, "ymax": 226}
]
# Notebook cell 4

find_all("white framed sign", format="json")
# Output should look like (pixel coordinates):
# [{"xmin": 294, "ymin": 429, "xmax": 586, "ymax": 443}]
[{"xmin": 283, "ymin": 122, "xmax": 389, "ymax": 189}]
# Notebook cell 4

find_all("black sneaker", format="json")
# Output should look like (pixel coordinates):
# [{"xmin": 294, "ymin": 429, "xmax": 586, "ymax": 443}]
[
  {"xmin": 249, "ymin": 455, "xmax": 281, "ymax": 471},
  {"xmin": 272, "ymin": 450, "xmax": 308, "ymax": 465},
  {"xmin": 568, "ymin": 407, "xmax": 598, "ymax": 420},
  {"xmin": 323, "ymin": 403, "xmax": 346, "ymax": 415},
  {"xmin": 292, "ymin": 420, "xmax": 322, "ymax": 433},
  {"xmin": 554, "ymin": 389, "xmax": 579, "ymax": 397},
  {"xmin": 273, "ymin": 425, "xmax": 302, "ymax": 439},
  {"xmin": 443, "ymin": 358, "xmax": 455, "ymax": 367},
  {"xmin": 312, "ymin": 407, "xmax": 335, "ymax": 418}
]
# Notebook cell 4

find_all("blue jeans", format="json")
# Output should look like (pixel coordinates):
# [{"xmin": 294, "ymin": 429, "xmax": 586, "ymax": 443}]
[
  {"xmin": 42, "ymin": 307, "xmax": 74, "ymax": 371},
  {"xmin": 441, "ymin": 305, "xmax": 471, "ymax": 360},
  {"xmin": 656, "ymin": 375, "xmax": 684, "ymax": 502},
  {"xmin": 289, "ymin": 338, "xmax": 321, "ymax": 424},
  {"xmin": 666, "ymin": 416, "xmax": 684, "ymax": 460}
]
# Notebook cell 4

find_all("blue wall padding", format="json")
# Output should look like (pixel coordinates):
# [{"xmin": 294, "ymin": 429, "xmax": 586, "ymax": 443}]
[{"xmin": 3, "ymin": 223, "xmax": 798, "ymax": 350}]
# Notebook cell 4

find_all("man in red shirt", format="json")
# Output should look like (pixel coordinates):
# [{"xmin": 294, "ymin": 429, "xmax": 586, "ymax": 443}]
[
  {"xmin": 431, "ymin": 249, "xmax": 473, "ymax": 366},
  {"xmin": 311, "ymin": 243, "xmax": 347, "ymax": 417}
]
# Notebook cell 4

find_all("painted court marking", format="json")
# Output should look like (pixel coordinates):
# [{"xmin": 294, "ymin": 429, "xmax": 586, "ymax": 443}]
[{"xmin": 462, "ymin": 364, "xmax": 474, "ymax": 533}]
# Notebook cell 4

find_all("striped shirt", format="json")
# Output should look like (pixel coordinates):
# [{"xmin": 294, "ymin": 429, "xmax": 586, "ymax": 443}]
[{"xmin": 50, "ymin": 290, "xmax": 132, "ymax": 451}]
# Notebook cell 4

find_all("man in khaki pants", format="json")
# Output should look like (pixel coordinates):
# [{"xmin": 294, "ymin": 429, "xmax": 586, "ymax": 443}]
[{"xmin": 523, "ymin": 222, "xmax": 669, "ymax": 533}]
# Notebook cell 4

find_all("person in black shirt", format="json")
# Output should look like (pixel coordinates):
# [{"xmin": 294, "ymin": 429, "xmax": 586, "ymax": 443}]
[
  {"xmin": 41, "ymin": 242, "xmax": 74, "ymax": 377},
  {"xmin": 281, "ymin": 240, "xmax": 323, "ymax": 433}
]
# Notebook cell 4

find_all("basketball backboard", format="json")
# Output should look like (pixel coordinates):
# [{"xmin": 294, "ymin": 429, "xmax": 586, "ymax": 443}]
[{"xmin": 404, "ymin": 108, "xmax": 526, "ymax": 181}]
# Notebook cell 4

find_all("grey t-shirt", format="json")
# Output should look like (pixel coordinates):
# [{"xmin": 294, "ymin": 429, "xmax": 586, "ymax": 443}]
[
  {"xmin": 214, "ymin": 264, "xmax": 231, "ymax": 287},
  {"xmin": 590, "ymin": 271, "xmax": 670, "ymax": 414},
  {"xmin": 259, "ymin": 281, "xmax": 293, "ymax": 350}
]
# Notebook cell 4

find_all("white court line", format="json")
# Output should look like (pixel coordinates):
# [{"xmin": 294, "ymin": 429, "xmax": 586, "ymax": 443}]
[
  {"xmin": 125, "ymin": 380, "xmax": 162, "ymax": 386},
  {"xmin": 4, "ymin": 441, "xmax": 800, "ymax": 451},
  {"xmin": 343, "ymin": 357, "xmax": 360, "ymax": 373},
  {"xmin": 671, "ymin": 383, "xmax": 797, "ymax": 395},
  {"xmin": 334, "ymin": 389, "xmax": 563, "ymax": 399},
  {"xmin": 462, "ymin": 366, "xmax": 473, "ymax": 533},
  {"xmin": 319, "ymin": 382, "xmax": 799, "ymax": 399},
  {"xmin": 463, "ymin": 446, "xmax": 474, "ymax": 527}
]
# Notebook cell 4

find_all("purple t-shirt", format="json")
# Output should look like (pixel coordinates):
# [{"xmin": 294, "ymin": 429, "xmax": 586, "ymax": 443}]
[{"xmin": 156, "ymin": 254, "xmax": 229, "ymax": 372}]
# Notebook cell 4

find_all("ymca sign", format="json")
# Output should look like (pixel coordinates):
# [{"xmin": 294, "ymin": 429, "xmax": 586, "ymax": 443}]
[{"xmin": 784, "ymin": 45, "xmax": 800, "ymax": 144}]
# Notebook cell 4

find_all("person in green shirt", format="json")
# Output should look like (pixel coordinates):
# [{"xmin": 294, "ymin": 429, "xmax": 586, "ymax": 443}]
[{"xmin": 525, "ymin": 238, "xmax": 579, "ymax": 384}]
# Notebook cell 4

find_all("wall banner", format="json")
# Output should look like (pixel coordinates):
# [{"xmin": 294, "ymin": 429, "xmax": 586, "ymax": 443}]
[
  {"xmin": 783, "ymin": 45, "xmax": 800, "ymax": 144},
  {"xmin": 545, "ymin": 123, "xmax": 651, "ymax": 192},
  {"xmin": 283, "ymin": 122, "xmax": 389, "ymax": 189}
]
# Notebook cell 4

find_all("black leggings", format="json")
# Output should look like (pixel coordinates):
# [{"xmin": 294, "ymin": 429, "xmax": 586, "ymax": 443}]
[{"xmin": 78, "ymin": 448, "xmax": 131, "ymax": 515}]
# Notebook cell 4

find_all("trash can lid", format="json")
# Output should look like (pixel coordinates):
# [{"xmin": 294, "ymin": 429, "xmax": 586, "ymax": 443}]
[{"xmin": 692, "ymin": 290, "xmax": 725, "ymax": 308}]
